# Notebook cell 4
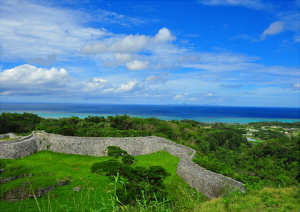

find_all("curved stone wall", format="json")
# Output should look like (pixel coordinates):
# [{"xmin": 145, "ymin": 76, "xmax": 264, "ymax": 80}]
[
  {"xmin": 0, "ymin": 134, "xmax": 38, "ymax": 159},
  {"xmin": 177, "ymin": 159, "xmax": 245, "ymax": 198},
  {"xmin": 0, "ymin": 133, "xmax": 19, "ymax": 140},
  {"xmin": 0, "ymin": 131, "xmax": 245, "ymax": 198},
  {"xmin": 0, "ymin": 134, "xmax": 9, "ymax": 139},
  {"xmin": 33, "ymin": 131, "xmax": 196, "ymax": 160}
]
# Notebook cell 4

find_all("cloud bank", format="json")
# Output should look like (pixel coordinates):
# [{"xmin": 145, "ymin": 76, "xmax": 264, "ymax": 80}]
[{"xmin": 0, "ymin": 65, "xmax": 144, "ymax": 98}]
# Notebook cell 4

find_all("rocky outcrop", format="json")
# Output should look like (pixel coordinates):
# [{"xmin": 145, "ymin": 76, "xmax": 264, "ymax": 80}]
[
  {"xmin": 2, "ymin": 186, "xmax": 30, "ymax": 202},
  {"xmin": 1, "ymin": 175, "xmax": 69, "ymax": 202}
]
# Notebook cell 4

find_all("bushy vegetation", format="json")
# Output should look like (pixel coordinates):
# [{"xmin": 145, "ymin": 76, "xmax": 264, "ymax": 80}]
[
  {"xmin": 0, "ymin": 112, "xmax": 42, "ymax": 134},
  {"xmin": 248, "ymin": 120, "xmax": 300, "ymax": 128},
  {"xmin": 1, "ymin": 112, "xmax": 299, "ymax": 211},
  {"xmin": 1, "ymin": 112, "xmax": 299, "ymax": 187},
  {"xmin": 195, "ymin": 185, "xmax": 299, "ymax": 212},
  {"xmin": 91, "ymin": 146, "xmax": 170, "ymax": 205}
]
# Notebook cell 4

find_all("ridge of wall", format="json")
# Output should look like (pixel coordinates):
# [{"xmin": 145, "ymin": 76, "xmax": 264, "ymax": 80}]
[
  {"xmin": 0, "ymin": 134, "xmax": 9, "ymax": 139},
  {"xmin": 0, "ymin": 131, "xmax": 245, "ymax": 198},
  {"xmin": 0, "ymin": 133, "xmax": 20, "ymax": 140},
  {"xmin": 0, "ymin": 134, "xmax": 37, "ymax": 159}
]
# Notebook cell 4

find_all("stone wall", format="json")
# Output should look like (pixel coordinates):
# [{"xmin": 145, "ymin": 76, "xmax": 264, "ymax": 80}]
[
  {"xmin": 33, "ymin": 131, "xmax": 195, "ymax": 160},
  {"xmin": 0, "ymin": 134, "xmax": 9, "ymax": 139},
  {"xmin": 177, "ymin": 159, "xmax": 245, "ymax": 198},
  {"xmin": 0, "ymin": 131, "xmax": 245, "ymax": 198},
  {"xmin": 0, "ymin": 134, "xmax": 38, "ymax": 159},
  {"xmin": 0, "ymin": 133, "xmax": 19, "ymax": 140}
]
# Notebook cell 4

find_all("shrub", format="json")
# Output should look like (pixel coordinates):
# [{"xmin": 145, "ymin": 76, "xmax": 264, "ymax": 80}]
[
  {"xmin": 122, "ymin": 155, "xmax": 135, "ymax": 165},
  {"xmin": 107, "ymin": 146, "xmax": 128, "ymax": 158},
  {"xmin": 91, "ymin": 147, "xmax": 170, "ymax": 205}
]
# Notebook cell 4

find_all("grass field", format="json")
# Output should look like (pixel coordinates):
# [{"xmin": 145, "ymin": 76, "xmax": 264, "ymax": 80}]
[
  {"xmin": 242, "ymin": 135, "xmax": 264, "ymax": 143},
  {"xmin": 1, "ymin": 151, "xmax": 299, "ymax": 211},
  {"xmin": 0, "ymin": 150, "xmax": 206, "ymax": 211}
]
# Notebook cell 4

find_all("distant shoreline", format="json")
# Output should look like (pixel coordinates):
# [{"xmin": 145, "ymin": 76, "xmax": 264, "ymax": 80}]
[{"xmin": 1, "ymin": 110, "xmax": 299, "ymax": 124}]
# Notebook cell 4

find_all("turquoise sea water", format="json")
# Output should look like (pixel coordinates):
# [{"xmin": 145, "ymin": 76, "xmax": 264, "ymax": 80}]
[
  {"xmin": 2, "ymin": 110, "xmax": 299, "ymax": 124},
  {"xmin": 1, "ymin": 103, "xmax": 299, "ymax": 124}
]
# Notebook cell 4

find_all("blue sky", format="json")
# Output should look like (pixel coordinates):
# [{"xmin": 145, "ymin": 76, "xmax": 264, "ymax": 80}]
[{"xmin": 0, "ymin": 0, "xmax": 299, "ymax": 107}]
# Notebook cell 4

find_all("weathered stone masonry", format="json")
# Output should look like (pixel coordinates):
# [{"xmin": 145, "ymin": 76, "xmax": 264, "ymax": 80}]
[{"xmin": 0, "ymin": 131, "xmax": 246, "ymax": 198}]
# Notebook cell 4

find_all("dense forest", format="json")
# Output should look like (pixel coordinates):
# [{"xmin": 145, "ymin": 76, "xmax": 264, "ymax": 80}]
[
  {"xmin": 248, "ymin": 121, "xmax": 300, "ymax": 128},
  {"xmin": 1, "ymin": 112, "xmax": 299, "ymax": 189}
]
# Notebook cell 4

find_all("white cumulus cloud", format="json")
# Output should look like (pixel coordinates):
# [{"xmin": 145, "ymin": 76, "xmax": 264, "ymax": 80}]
[
  {"xmin": 0, "ymin": 64, "xmax": 71, "ymax": 95},
  {"xmin": 0, "ymin": 64, "xmax": 70, "ymax": 85},
  {"xmin": 93, "ymin": 78, "xmax": 107, "ymax": 83},
  {"xmin": 154, "ymin": 27, "xmax": 176, "ymax": 42},
  {"xmin": 115, "ymin": 79, "xmax": 144, "ymax": 93},
  {"xmin": 126, "ymin": 60, "xmax": 149, "ymax": 71},
  {"xmin": 83, "ymin": 77, "xmax": 108, "ymax": 91},
  {"xmin": 144, "ymin": 72, "xmax": 168, "ymax": 84},
  {"xmin": 102, "ymin": 79, "xmax": 144, "ymax": 93},
  {"xmin": 81, "ymin": 28, "xmax": 176, "ymax": 54},
  {"xmin": 0, "ymin": 64, "xmax": 147, "ymax": 99}
]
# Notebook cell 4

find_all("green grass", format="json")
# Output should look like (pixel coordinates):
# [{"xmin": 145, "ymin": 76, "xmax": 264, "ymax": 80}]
[
  {"xmin": 133, "ymin": 151, "xmax": 179, "ymax": 183},
  {"xmin": 242, "ymin": 135, "xmax": 264, "ymax": 143},
  {"xmin": 0, "ymin": 150, "xmax": 206, "ymax": 211},
  {"xmin": 2, "ymin": 151, "xmax": 298, "ymax": 211},
  {"xmin": 134, "ymin": 151, "xmax": 208, "ymax": 210},
  {"xmin": 292, "ymin": 131, "xmax": 300, "ymax": 137},
  {"xmin": 194, "ymin": 186, "xmax": 300, "ymax": 212},
  {"xmin": 0, "ymin": 137, "xmax": 14, "ymax": 141},
  {"xmin": 0, "ymin": 151, "xmax": 112, "ymax": 211}
]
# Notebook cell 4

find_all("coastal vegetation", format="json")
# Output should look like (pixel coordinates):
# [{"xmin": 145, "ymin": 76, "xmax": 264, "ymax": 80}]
[{"xmin": 0, "ymin": 112, "xmax": 299, "ymax": 211}]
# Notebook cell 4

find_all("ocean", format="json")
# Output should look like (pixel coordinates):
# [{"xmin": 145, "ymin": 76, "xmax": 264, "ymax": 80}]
[{"xmin": 0, "ymin": 102, "xmax": 299, "ymax": 124}]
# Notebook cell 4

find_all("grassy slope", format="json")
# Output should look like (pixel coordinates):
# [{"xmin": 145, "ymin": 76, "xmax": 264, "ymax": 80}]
[
  {"xmin": 134, "ymin": 152, "xmax": 208, "ymax": 210},
  {"xmin": 1, "ymin": 151, "xmax": 112, "ymax": 211},
  {"xmin": 1, "ymin": 151, "xmax": 299, "ymax": 211},
  {"xmin": 0, "ymin": 150, "xmax": 206, "ymax": 211},
  {"xmin": 194, "ymin": 186, "xmax": 299, "ymax": 212}
]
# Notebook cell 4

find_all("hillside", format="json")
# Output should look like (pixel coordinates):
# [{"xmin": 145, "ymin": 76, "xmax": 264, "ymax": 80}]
[{"xmin": 0, "ymin": 112, "xmax": 299, "ymax": 211}]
